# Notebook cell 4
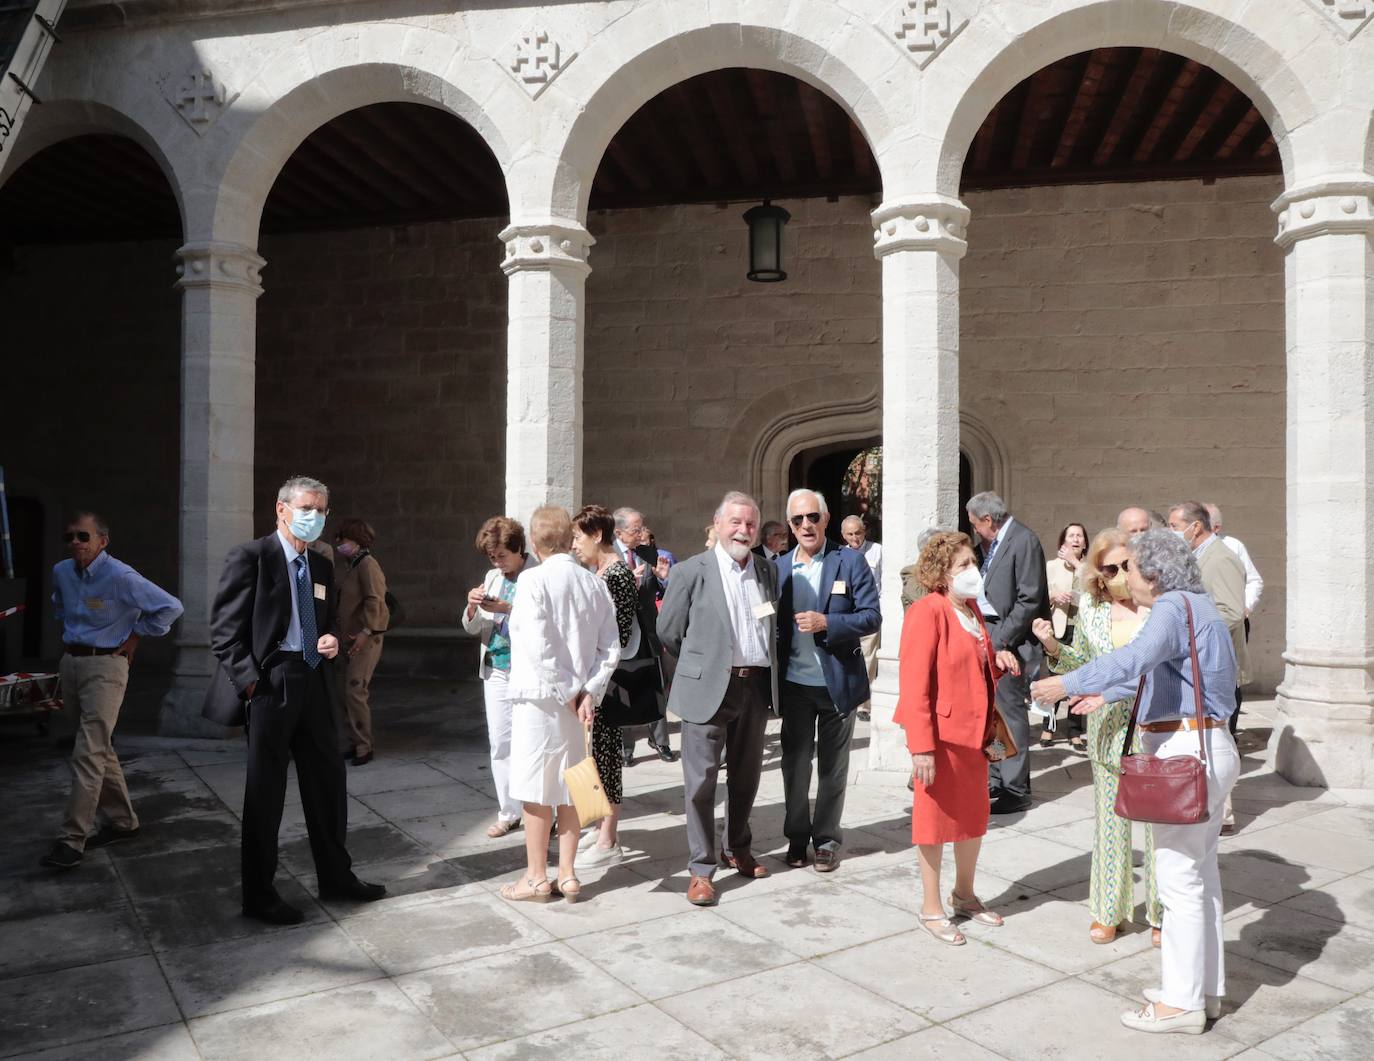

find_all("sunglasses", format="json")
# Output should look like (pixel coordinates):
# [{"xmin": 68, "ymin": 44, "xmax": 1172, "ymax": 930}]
[
  {"xmin": 63, "ymin": 531, "xmax": 93, "ymax": 544},
  {"xmin": 1100, "ymin": 559, "xmax": 1132, "ymax": 577},
  {"xmin": 789, "ymin": 512, "xmax": 822, "ymax": 528}
]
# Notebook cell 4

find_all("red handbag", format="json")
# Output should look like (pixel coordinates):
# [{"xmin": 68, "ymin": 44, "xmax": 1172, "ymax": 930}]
[{"xmin": 1113, "ymin": 597, "xmax": 1210, "ymax": 825}]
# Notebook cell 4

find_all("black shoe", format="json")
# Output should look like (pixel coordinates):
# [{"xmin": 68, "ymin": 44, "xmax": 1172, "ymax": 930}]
[
  {"xmin": 351, "ymin": 752, "xmax": 373, "ymax": 767},
  {"xmin": 856, "ymin": 709, "xmax": 871, "ymax": 723},
  {"xmin": 87, "ymin": 824, "xmax": 140, "ymax": 849},
  {"xmin": 785, "ymin": 845, "xmax": 809, "ymax": 869},
  {"xmin": 341, "ymin": 747, "xmax": 355, "ymax": 760},
  {"xmin": 650, "ymin": 743, "xmax": 680, "ymax": 763},
  {"xmin": 242, "ymin": 896, "xmax": 306, "ymax": 925},
  {"xmin": 319, "ymin": 877, "xmax": 387, "ymax": 903},
  {"xmin": 39, "ymin": 842, "xmax": 82, "ymax": 869},
  {"xmin": 990, "ymin": 794, "xmax": 1032, "ymax": 815},
  {"xmin": 621, "ymin": 749, "xmax": 636, "ymax": 767}
]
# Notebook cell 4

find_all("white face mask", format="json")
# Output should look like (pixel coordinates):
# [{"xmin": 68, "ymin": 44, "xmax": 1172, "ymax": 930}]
[{"xmin": 950, "ymin": 567, "xmax": 984, "ymax": 601}]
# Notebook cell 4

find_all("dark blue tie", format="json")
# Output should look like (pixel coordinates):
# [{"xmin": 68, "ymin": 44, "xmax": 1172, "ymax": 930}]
[
  {"xmin": 981, "ymin": 536, "xmax": 999, "ymax": 576},
  {"xmin": 294, "ymin": 556, "xmax": 321, "ymax": 668}
]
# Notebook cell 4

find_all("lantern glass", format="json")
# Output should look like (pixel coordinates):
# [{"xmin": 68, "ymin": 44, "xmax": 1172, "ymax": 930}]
[{"xmin": 743, "ymin": 202, "xmax": 790, "ymax": 282}]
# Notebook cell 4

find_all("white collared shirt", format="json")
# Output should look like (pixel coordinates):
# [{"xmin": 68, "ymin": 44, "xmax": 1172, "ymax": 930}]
[
  {"xmin": 978, "ymin": 518, "xmax": 1014, "ymax": 617},
  {"xmin": 854, "ymin": 540, "xmax": 882, "ymax": 587},
  {"xmin": 276, "ymin": 530, "xmax": 309, "ymax": 651},
  {"xmin": 713, "ymin": 543, "xmax": 770, "ymax": 667},
  {"xmin": 1220, "ymin": 534, "xmax": 1263, "ymax": 611},
  {"xmin": 507, "ymin": 553, "xmax": 621, "ymax": 705}
]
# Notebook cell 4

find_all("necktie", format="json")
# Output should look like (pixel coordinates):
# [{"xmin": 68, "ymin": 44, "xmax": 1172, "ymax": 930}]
[
  {"xmin": 294, "ymin": 556, "xmax": 321, "ymax": 668},
  {"xmin": 981, "ymin": 536, "xmax": 999, "ymax": 576}
]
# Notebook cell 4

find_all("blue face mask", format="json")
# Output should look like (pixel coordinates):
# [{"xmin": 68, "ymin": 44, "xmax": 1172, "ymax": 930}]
[{"xmin": 288, "ymin": 507, "xmax": 326, "ymax": 543}]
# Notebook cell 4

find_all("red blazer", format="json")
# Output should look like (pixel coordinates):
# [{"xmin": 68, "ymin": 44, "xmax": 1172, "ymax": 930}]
[{"xmin": 894, "ymin": 593, "xmax": 1004, "ymax": 755}]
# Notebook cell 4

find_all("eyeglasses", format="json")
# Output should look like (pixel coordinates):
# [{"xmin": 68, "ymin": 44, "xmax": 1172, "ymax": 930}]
[
  {"xmin": 789, "ymin": 512, "xmax": 822, "ymax": 528},
  {"xmin": 1100, "ymin": 560, "xmax": 1132, "ymax": 577},
  {"xmin": 63, "ymin": 531, "xmax": 92, "ymax": 544}
]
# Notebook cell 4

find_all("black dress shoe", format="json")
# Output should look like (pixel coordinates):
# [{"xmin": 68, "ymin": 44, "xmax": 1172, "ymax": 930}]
[
  {"xmin": 785, "ymin": 845, "xmax": 809, "ymax": 869},
  {"xmin": 319, "ymin": 877, "xmax": 387, "ymax": 903},
  {"xmin": 856, "ymin": 709, "xmax": 871, "ymax": 723},
  {"xmin": 87, "ymin": 824, "xmax": 140, "ymax": 849},
  {"xmin": 40, "ymin": 842, "xmax": 82, "ymax": 869},
  {"xmin": 351, "ymin": 752, "xmax": 373, "ymax": 767},
  {"xmin": 242, "ymin": 897, "xmax": 306, "ymax": 925},
  {"xmin": 650, "ymin": 743, "xmax": 680, "ymax": 763},
  {"xmin": 621, "ymin": 749, "xmax": 636, "ymax": 767},
  {"xmin": 990, "ymin": 793, "xmax": 1032, "ymax": 815}
]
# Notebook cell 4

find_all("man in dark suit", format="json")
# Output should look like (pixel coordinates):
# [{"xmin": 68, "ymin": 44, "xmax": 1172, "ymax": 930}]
[
  {"xmin": 775, "ymin": 490, "xmax": 880, "ymax": 873},
  {"xmin": 203, "ymin": 475, "xmax": 385, "ymax": 924},
  {"xmin": 657, "ymin": 491, "xmax": 779, "ymax": 907},
  {"xmin": 612, "ymin": 506, "xmax": 678, "ymax": 764},
  {"xmin": 966, "ymin": 491, "xmax": 1049, "ymax": 814}
]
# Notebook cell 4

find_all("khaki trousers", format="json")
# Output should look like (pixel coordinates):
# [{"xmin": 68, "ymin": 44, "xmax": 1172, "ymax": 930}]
[
  {"xmin": 855, "ymin": 631, "xmax": 880, "ymax": 713},
  {"xmin": 57, "ymin": 653, "xmax": 138, "ymax": 852},
  {"xmin": 342, "ymin": 634, "xmax": 383, "ymax": 756}
]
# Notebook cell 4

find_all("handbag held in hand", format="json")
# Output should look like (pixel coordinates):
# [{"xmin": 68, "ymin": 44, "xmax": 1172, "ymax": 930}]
[
  {"xmin": 563, "ymin": 723, "xmax": 612, "ymax": 827},
  {"xmin": 1113, "ymin": 597, "xmax": 1209, "ymax": 825}
]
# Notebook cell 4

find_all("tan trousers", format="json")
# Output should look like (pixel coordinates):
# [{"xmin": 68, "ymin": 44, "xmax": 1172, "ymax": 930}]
[
  {"xmin": 856, "ymin": 631, "xmax": 880, "ymax": 713},
  {"xmin": 342, "ymin": 634, "xmax": 384, "ymax": 756},
  {"xmin": 58, "ymin": 653, "xmax": 138, "ymax": 852}
]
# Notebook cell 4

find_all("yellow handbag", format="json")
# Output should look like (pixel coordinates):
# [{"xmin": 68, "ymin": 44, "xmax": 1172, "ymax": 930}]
[{"xmin": 563, "ymin": 723, "xmax": 611, "ymax": 826}]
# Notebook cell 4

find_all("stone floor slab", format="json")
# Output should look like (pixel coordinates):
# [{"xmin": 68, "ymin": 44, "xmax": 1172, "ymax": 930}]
[
  {"xmin": 657, "ymin": 962, "xmax": 928, "ymax": 1060},
  {"xmin": 977, "ymin": 892, "xmax": 1154, "ymax": 974},
  {"xmin": 7, "ymin": 1023, "xmax": 200, "ymax": 1061},
  {"xmin": 1217, "ymin": 850, "xmax": 1344, "ymax": 904},
  {"xmin": 341, "ymin": 761, "xmax": 461, "ymax": 797},
  {"xmin": 1230, "ymin": 823, "xmax": 1374, "ymax": 875},
  {"xmin": 395, "ymin": 941, "xmax": 641, "ymax": 1052},
  {"xmin": 395, "ymin": 809, "xmax": 529, "ymax": 859},
  {"xmin": 1225, "ymin": 905, "xmax": 1374, "ymax": 992},
  {"xmin": 501, "ymin": 864, "xmax": 704, "ymax": 939},
  {"xmin": 969, "ymin": 833, "xmax": 1092, "ymax": 893},
  {"xmin": 844, "ymin": 1025, "xmax": 1010, "ymax": 1060},
  {"xmin": 189, "ymin": 979, "xmax": 454, "ymax": 1061},
  {"xmin": 133, "ymin": 876, "xmax": 328, "ymax": 950},
  {"xmin": 1279, "ymin": 873, "xmax": 1374, "ymax": 924},
  {"xmin": 465, "ymin": 1002, "xmax": 726, "ymax": 1060},
  {"xmin": 1247, "ymin": 993, "xmax": 1374, "ymax": 1061},
  {"xmin": 0, "ymin": 857, "xmax": 127, "ymax": 921},
  {"xmin": 358, "ymin": 782, "xmax": 491, "ymax": 821},
  {"xmin": 0, "ymin": 902, "xmax": 147, "ymax": 978},
  {"xmin": 712, "ymin": 880, "xmax": 920, "ymax": 957}
]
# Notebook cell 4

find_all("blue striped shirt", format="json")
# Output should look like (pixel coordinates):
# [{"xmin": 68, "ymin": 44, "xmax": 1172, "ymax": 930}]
[
  {"xmin": 52, "ymin": 551, "xmax": 183, "ymax": 648},
  {"xmin": 1060, "ymin": 591, "xmax": 1237, "ymax": 723}
]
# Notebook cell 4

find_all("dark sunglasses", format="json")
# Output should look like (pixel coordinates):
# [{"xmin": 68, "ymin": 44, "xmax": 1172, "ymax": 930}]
[
  {"xmin": 63, "ymin": 531, "xmax": 93, "ymax": 544},
  {"xmin": 789, "ymin": 512, "xmax": 822, "ymax": 528},
  {"xmin": 1100, "ymin": 559, "xmax": 1132, "ymax": 577}
]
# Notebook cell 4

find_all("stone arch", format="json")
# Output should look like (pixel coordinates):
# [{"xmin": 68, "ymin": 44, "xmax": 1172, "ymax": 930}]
[
  {"xmin": 205, "ymin": 43, "xmax": 521, "ymax": 245},
  {"xmin": 924, "ymin": 0, "xmax": 1317, "ymax": 197},
  {"xmin": 539, "ymin": 1, "xmax": 897, "ymax": 221},
  {"xmin": 959, "ymin": 410, "xmax": 1011, "ymax": 503}
]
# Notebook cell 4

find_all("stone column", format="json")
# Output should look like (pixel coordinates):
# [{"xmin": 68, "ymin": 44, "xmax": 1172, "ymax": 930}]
[
  {"xmin": 499, "ymin": 220, "xmax": 594, "ymax": 521},
  {"xmin": 159, "ymin": 240, "xmax": 264, "ymax": 736},
  {"xmin": 866, "ymin": 197, "xmax": 969, "ymax": 770},
  {"xmin": 1271, "ymin": 181, "xmax": 1374, "ymax": 789}
]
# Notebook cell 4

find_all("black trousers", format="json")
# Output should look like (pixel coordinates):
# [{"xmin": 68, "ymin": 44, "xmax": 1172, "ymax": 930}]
[
  {"xmin": 780, "ymin": 681, "xmax": 857, "ymax": 851},
  {"xmin": 242, "ymin": 658, "xmax": 352, "ymax": 906}
]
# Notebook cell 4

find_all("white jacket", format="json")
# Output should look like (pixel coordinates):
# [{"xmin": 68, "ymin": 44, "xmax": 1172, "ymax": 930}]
[
  {"xmin": 507, "ymin": 553, "xmax": 621, "ymax": 705},
  {"xmin": 461, "ymin": 554, "xmax": 537, "ymax": 680}
]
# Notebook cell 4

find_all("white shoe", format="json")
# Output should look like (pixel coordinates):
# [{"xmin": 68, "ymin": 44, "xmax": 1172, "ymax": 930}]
[
  {"xmin": 1119, "ymin": 1002, "xmax": 1206, "ymax": 1034},
  {"xmin": 577, "ymin": 829, "xmax": 600, "ymax": 852},
  {"xmin": 1143, "ymin": 988, "xmax": 1222, "ymax": 1020},
  {"xmin": 579, "ymin": 842, "xmax": 623, "ymax": 867}
]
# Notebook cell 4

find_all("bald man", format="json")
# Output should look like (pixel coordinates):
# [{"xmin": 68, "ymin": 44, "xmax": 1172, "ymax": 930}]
[
  {"xmin": 840, "ymin": 516, "xmax": 883, "ymax": 722},
  {"xmin": 1116, "ymin": 507, "xmax": 1151, "ymax": 536}
]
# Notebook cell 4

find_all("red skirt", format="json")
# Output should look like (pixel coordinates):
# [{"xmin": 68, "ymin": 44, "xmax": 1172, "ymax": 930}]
[{"xmin": 911, "ymin": 741, "xmax": 990, "ymax": 844}]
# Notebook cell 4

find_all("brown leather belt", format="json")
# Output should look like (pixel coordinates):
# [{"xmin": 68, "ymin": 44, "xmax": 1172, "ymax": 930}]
[
  {"xmin": 65, "ymin": 644, "xmax": 119, "ymax": 657},
  {"xmin": 1141, "ymin": 717, "xmax": 1223, "ymax": 733}
]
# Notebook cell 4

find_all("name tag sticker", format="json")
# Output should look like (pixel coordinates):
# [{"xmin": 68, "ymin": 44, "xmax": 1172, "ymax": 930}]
[
  {"xmin": 831, "ymin": 581, "xmax": 847, "ymax": 595},
  {"xmin": 84, "ymin": 597, "xmax": 106, "ymax": 611},
  {"xmin": 752, "ymin": 601, "xmax": 776, "ymax": 620},
  {"xmin": 313, "ymin": 583, "xmax": 326, "ymax": 600}
]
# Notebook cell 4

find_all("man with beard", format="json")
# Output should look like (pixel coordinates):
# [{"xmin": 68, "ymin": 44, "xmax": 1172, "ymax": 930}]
[{"xmin": 657, "ymin": 491, "xmax": 780, "ymax": 907}]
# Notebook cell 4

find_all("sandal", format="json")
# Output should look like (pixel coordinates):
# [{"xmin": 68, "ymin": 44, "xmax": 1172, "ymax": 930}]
[
  {"xmin": 919, "ymin": 912, "xmax": 966, "ymax": 946},
  {"xmin": 554, "ymin": 877, "xmax": 582, "ymax": 903},
  {"xmin": 949, "ymin": 891, "xmax": 1004, "ymax": 927},
  {"xmin": 1089, "ymin": 921, "xmax": 1120, "ymax": 944},
  {"xmin": 1152, "ymin": 927, "xmax": 1162, "ymax": 949},
  {"xmin": 487, "ymin": 818, "xmax": 522, "ymax": 839},
  {"xmin": 499, "ymin": 877, "xmax": 553, "ymax": 903}
]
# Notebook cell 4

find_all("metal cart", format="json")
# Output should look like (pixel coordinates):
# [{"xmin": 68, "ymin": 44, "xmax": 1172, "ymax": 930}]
[{"xmin": 0, "ymin": 671, "xmax": 62, "ymax": 735}]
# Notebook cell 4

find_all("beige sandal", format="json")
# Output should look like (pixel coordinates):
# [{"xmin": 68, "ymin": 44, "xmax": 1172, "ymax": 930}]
[
  {"xmin": 555, "ymin": 877, "xmax": 582, "ymax": 903},
  {"xmin": 499, "ymin": 877, "xmax": 553, "ymax": 903},
  {"xmin": 949, "ymin": 891, "xmax": 1004, "ymax": 927},
  {"xmin": 487, "ymin": 818, "xmax": 522, "ymax": 839},
  {"xmin": 920, "ymin": 912, "xmax": 966, "ymax": 946}
]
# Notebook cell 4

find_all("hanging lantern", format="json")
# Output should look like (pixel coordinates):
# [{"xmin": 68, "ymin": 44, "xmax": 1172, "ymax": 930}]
[{"xmin": 743, "ymin": 200, "xmax": 790, "ymax": 282}]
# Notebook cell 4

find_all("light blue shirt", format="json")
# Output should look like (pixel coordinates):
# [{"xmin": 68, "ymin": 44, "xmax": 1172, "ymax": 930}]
[
  {"xmin": 1060, "ymin": 591, "xmax": 1238, "ymax": 723},
  {"xmin": 786, "ymin": 547, "xmax": 828, "ymax": 687},
  {"xmin": 977, "ymin": 517, "xmax": 1013, "ymax": 617},
  {"xmin": 52, "ymin": 550, "xmax": 183, "ymax": 648},
  {"xmin": 277, "ymin": 531, "xmax": 310, "ymax": 652}
]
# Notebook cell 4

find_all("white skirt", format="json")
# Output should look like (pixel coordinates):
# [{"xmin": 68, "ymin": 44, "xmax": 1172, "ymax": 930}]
[{"xmin": 507, "ymin": 695, "xmax": 586, "ymax": 807}]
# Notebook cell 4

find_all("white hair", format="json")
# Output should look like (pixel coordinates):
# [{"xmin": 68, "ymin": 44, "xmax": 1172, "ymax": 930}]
[
  {"xmin": 965, "ymin": 491, "xmax": 1007, "ymax": 525},
  {"xmin": 840, "ymin": 515, "xmax": 864, "ymax": 531},
  {"xmin": 278, "ymin": 475, "xmax": 329, "ymax": 505},
  {"xmin": 713, "ymin": 491, "xmax": 761, "ymax": 521},
  {"xmin": 612, "ymin": 507, "xmax": 642, "ymax": 531},
  {"xmin": 786, "ymin": 488, "xmax": 828, "ymax": 517}
]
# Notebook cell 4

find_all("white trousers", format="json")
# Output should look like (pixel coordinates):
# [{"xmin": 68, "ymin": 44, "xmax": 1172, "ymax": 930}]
[
  {"xmin": 482, "ymin": 670, "xmax": 523, "ymax": 822},
  {"xmin": 1146, "ymin": 725, "xmax": 1241, "ymax": 1012}
]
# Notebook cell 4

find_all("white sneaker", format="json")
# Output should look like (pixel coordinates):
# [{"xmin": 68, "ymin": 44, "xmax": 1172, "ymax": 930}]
[
  {"xmin": 577, "ymin": 828, "xmax": 600, "ymax": 852},
  {"xmin": 579, "ymin": 842, "xmax": 623, "ymax": 867},
  {"xmin": 1143, "ymin": 988, "xmax": 1222, "ymax": 1020},
  {"xmin": 1120, "ymin": 1002, "xmax": 1206, "ymax": 1034}
]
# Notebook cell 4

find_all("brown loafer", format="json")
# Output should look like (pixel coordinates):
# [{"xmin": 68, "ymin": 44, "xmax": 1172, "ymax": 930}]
[
  {"xmin": 723, "ymin": 852, "xmax": 770, "ymax": 878},
  {"xmin": 687, "ymin": 874, "xmax": 717, "ymax": 906},
  {"xmin": 814, "ymin": 848, "xmax": 839, "ymax": 873}
]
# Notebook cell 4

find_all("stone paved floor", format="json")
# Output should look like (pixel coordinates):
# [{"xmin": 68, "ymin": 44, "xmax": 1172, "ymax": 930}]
[{"xmin": 1, "ymin": 680, "xmax": 1372, "ymax": 1060}]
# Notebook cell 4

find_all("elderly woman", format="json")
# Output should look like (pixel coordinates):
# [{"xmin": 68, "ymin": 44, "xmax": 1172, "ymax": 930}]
[
  {"xmin": 463, "ymin": 517, "xmax": 537, "ymax": 838},
  {"xmin": 895, "ymin": 531, "xmax": 1022, "ymax": 945},
  {"xmin": 1032, "ymin": 529, "xmax": 1162, "ymax": 944},
  {"xmin": 1043, "ymin": 522, "xmax": 1088, "ymax": 749},
  {"xmin": 1031, "ymin": 530, "xmax": 1239, "ymax": 1036},
  {"xmin": 334, "ymin": 519, "xmax": 390, "ymax": 766}
]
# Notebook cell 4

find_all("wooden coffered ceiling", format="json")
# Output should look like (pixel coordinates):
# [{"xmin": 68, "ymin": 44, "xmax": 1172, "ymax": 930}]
[{"xmin": 0, "ymin": 48, "xmax": 1280, "ymax": 246}]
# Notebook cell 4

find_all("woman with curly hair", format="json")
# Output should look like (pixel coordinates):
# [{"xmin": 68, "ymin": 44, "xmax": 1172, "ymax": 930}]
[{"xmin": 894, "ymin": 530, "xmax": 1023, "ymax": 946}]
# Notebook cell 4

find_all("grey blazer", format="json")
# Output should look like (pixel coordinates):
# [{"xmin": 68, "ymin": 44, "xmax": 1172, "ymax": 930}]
[
  {"xmin": 656, "ymin": 548, "xmax": 780, "ymax": 724},
  {"xmin": 981, "ymin": 517, "xmax": 1051, "ymax": 656}
]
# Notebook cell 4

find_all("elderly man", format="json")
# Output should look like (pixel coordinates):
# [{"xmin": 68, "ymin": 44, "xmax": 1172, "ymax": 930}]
[
  {"xmin": 658, "ymin": 491, "xmax": 780, "ymax": 906},
  {"xmin": 40, "ymin": 513, "xmax": 183, "ymax": 869},
  {"xmin": 840, "ymin": 515, "xmax": 883, "ymax": 722},
  {"xmin": 778, "ymin": 492, "xmax": 880, "ymax": 871},
  {"xmin": 753, "ymin": 520, "xmax": 789, "ymax": 562},
  {"xmin": 1117, "ymin": 507, "xmax": 1152, "ymax": 536},
  {"xmin": 612, "ymin": 506, "xmax": 678, "ymax": 764},
  {"xmin": 967, "ymin": 491, "xmax": 1050, "ymax": 814},
  {"xmin": 204, "ymin": 476, "xmax": 384, "ymax": 924}
]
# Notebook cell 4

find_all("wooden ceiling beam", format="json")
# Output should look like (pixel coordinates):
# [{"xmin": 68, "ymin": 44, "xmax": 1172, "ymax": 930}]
[
  {"xmin": 797, "ymin": 81, "xmax": 835, "ymax": 182},
  {"xmin": 603, "ymin": 137, "xmax": 655, "ymax": 193},
  {"xmin": 332, "ymin": 108, "xmax": 463, "ymax": 207},
  {"xmin": 1131, "ymin": 57, "xmax": 1203, "ymax": 163},
  {"xmin": 308, "ymin": 124, "xmax": 426, "ymax": 209},
  {"xmin": 386, "ymin": 102, "xmax": 508, "ymax": 205},
  {"xmin": 667, "ymin": 81, "xmax": 727, "ymax": 187},
  {"xmin": 636, "ymin": 105, "xmax": 696, "ymax": 192},
  {"xmin": 1011, "ymin": 69, "xmax": 1054, "ymax": 171},
  {"xmin": 275, "ymin": 139, "xmax": 387, "ymax": 214},
  {"xmin": 1051, "ymin": 48, "xmax": 1111, "ymax": 169},
  {"xmin": 742, "ymin": 69, "xmax": 798, "ymax": 185},
  {"xmin": 1092, "ymin": 47, "xmax": 1162, "ymax": 167},
  {"xmin": 1213, "ymin": 105, "xmax": 1264, "ymax": 160},
  {"xmin": 705, "ymin": 71, "xmax": 762, "ymax": 186},
  {"xmin": 962, "ymin": 156, "xmax": 1281, "ymax": 191},
  {"xmin": 1170, "ymin": 77, "xmax": 1236, "ymax": 161}
]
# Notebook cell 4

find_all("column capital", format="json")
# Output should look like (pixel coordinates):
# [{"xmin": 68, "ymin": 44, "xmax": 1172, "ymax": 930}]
[
  {"xmin": 1272, "ymin": 179, "xmax": 1374, "ymax": 248},
  {"xmin": 870, "ymin": 196, "xmax": 970, "ymax": 260},
  {"xmin": 174, "ymin": 241, "xmax": 265, "ymax": 297},
  {"xmin": 499, "ymin": 219, "xmax": 594, "ymax": 277}
]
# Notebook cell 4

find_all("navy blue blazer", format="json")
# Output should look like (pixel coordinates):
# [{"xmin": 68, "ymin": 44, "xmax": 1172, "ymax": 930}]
[{"xmin": 774, "ymin": 540, "xmax": 882, "ymax": 714}]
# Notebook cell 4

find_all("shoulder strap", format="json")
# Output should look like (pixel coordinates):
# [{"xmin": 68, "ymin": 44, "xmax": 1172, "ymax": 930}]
[
  {"xmin": 1119, "ymin": 675, "xmax": 1148, "ymax": 758},
  {"xmin": 1182, "ymin": 596, "xmax": 1209, "ymax": 764}
]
